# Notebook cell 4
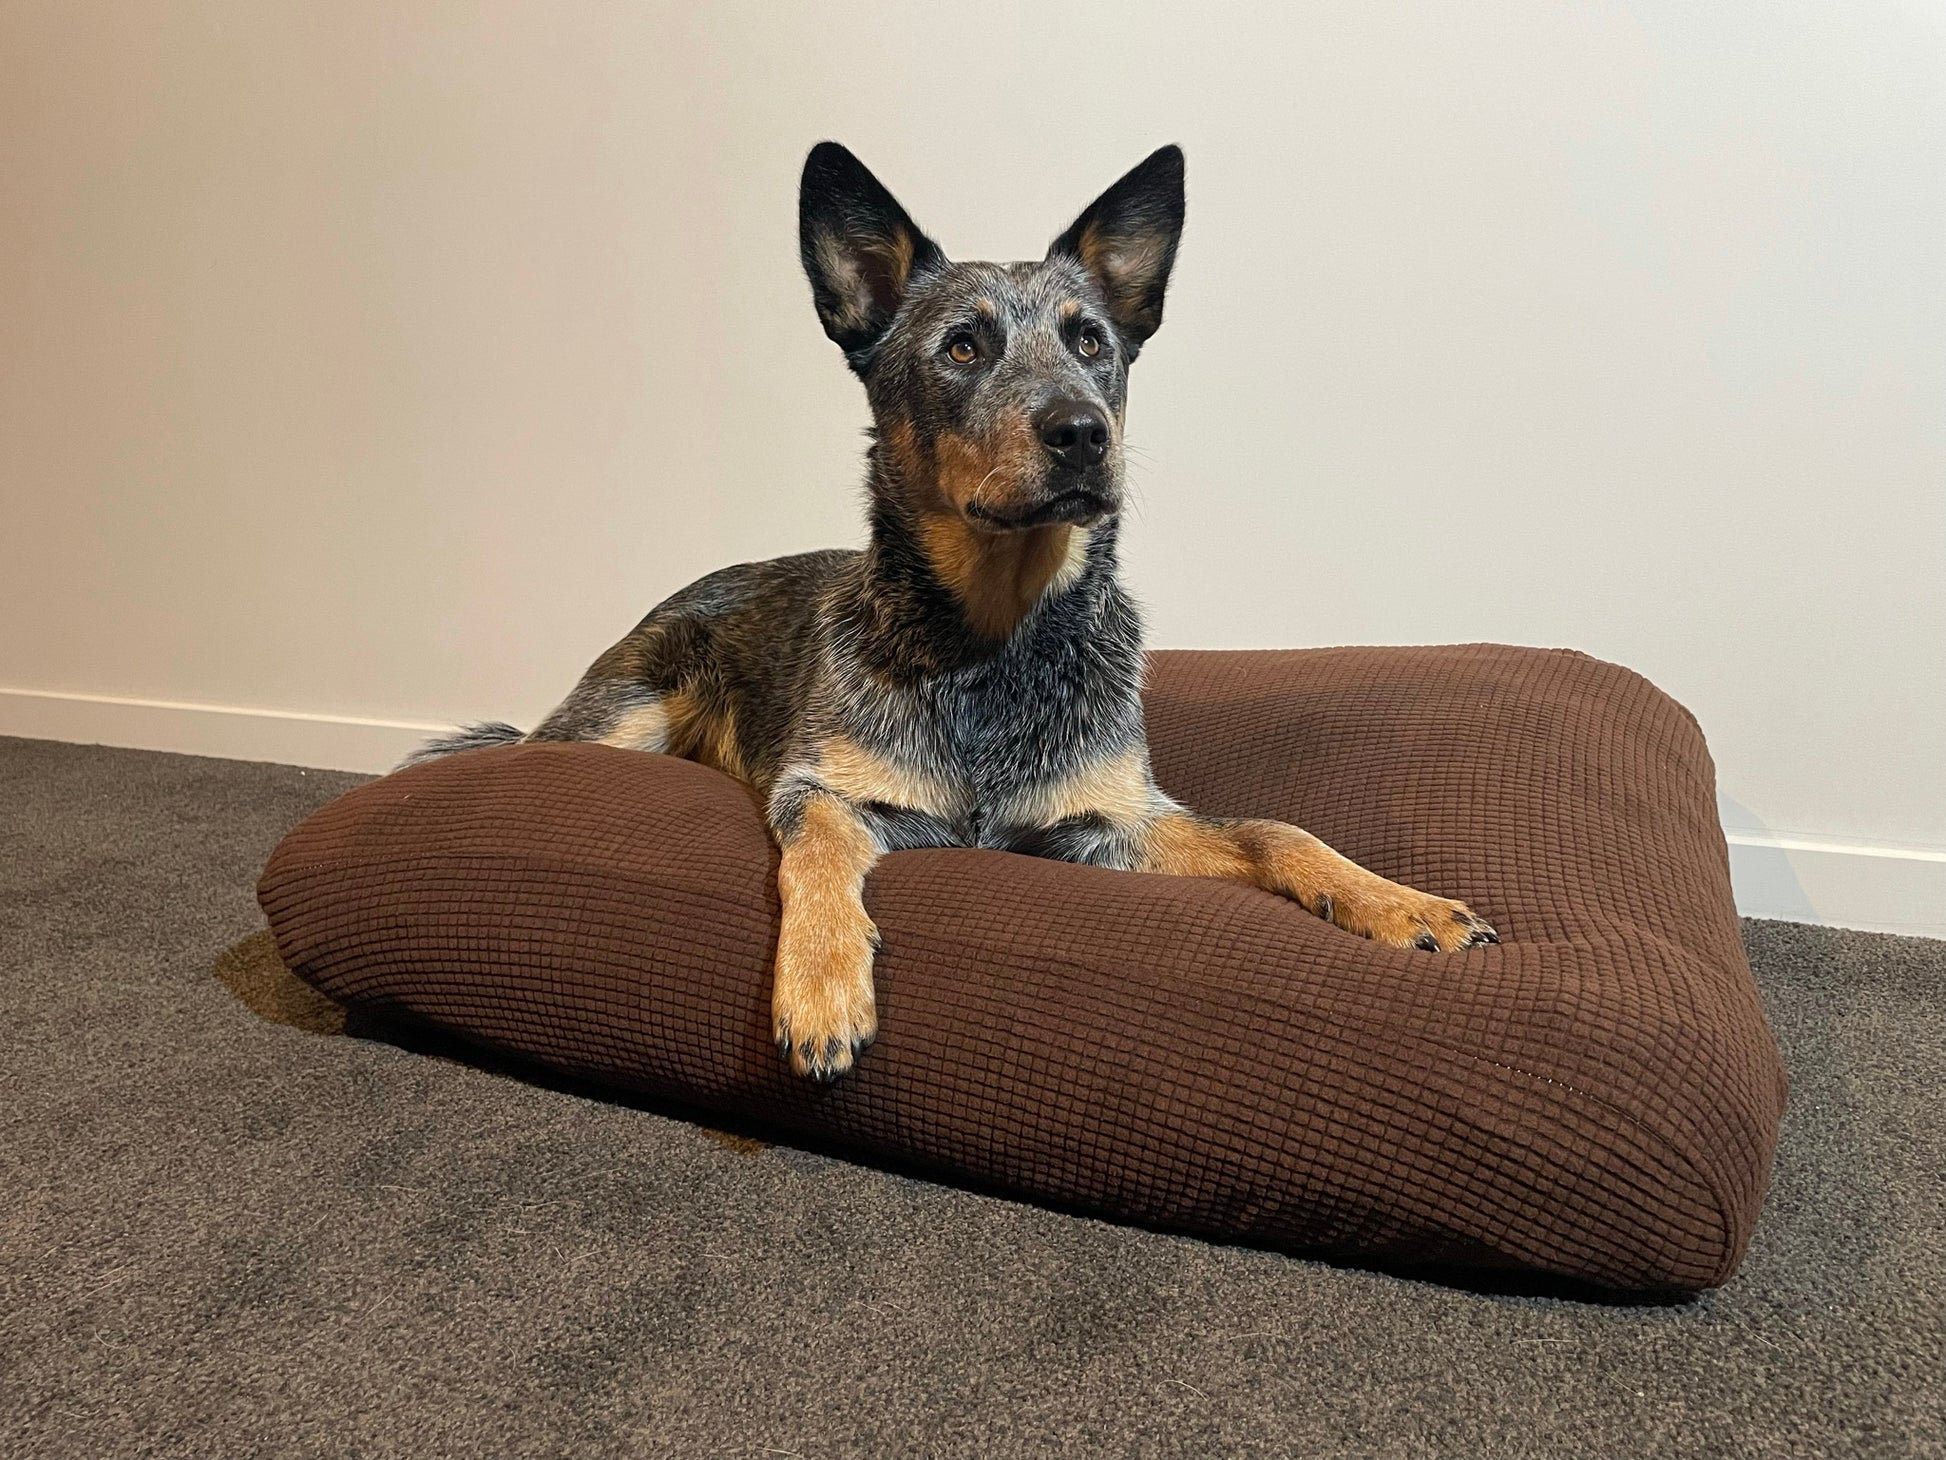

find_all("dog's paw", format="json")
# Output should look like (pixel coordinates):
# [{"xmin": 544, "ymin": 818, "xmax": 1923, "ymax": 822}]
[
  {"xmin": 1323, "ymin": 884, "xmax": 1499, "ymax": 952},
  {"xmin": 771, "ymin": 915, "xmax": 880, "ymax": 1081}
]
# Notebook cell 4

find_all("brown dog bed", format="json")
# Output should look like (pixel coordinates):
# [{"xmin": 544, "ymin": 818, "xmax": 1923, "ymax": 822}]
[{"xmin": 258, "ymin": 644, "xmax": 1786, "ymax": 1291}]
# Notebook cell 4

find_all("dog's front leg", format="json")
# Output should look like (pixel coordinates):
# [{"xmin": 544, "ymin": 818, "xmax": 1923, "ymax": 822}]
[
  {"xmin": 1138, "ymin": 813, "xmax": 1498, "ymax": 952},
  {"xmin": 771, "ymin": 790, "xmax": 883, "ymax": 1080}
]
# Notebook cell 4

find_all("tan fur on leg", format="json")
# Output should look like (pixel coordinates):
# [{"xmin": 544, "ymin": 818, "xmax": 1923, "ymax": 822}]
[
  {"xmin": 772, "ymin": 794, "xmax": 883, "ymax": 1079},
  {"xmin": 1138, "ymin": 813, "xmax": 1497, "ymax": 951}
]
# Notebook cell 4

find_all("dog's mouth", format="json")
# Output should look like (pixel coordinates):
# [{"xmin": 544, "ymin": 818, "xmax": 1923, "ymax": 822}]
[{"xmin": 965, "ymin": 489, "xmax": 1114, "ymax": 532}]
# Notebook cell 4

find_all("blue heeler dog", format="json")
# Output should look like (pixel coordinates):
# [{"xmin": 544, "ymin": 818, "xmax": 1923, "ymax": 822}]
[{"xmin": 409, "ymin": 142, "xmax": 1498, "ymax": 1081}]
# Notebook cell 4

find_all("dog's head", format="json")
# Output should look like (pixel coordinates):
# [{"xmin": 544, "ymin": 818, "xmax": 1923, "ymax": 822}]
[{"xmin": 799, "ymin": 142, "xmax": 1184, "ymax": 535}]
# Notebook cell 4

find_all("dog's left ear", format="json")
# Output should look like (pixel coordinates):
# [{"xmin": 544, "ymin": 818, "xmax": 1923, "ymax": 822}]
[
  {"xmin": 1048, "ymin": 145, "xmax": 1185, "ymax": 352},
  {"xmin": 800, "ymin": 142, "xmax": 947, "ymax": 371}
]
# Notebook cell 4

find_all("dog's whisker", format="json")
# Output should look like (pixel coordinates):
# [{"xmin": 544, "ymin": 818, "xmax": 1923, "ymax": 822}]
[{"xmin": 964, "ymin": 464, "xmax": 1006, "ymax": 511}]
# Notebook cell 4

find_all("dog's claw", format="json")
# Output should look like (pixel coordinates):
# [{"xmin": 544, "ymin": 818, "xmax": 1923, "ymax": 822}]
[
  {"xmin": 772, "ymin": 1012, "xmax": 874, "ymax": 1081},
  {"xmin": 1389, "ymin": 898, "xmax": 1500, "ymax": 952},
  {"xmin": 792, "ymin": 1030, "xmax": 871, "ymax": 1083},
  {"xmin": 797, "ymin": 1038, "xmax": 837, "ymax": 1082},
  {"xmin": 1447, "ymin": 907, "xmax": 1501, "ymax": 946}
]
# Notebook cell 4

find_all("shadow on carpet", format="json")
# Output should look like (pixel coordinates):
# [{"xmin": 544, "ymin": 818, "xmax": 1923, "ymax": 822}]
[{"xmin": 209, "ymin": 932, "xmax": 1699, "ymax": 1307}]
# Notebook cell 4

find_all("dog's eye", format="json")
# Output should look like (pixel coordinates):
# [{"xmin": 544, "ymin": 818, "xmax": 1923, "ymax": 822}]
[
  {"xmin": 1077, "ymin": 330, "xmax": 1101, "ymax": 359},
  {"xmin": 947, "ymin": 337, "xmax": 979, "ymax": 365}
]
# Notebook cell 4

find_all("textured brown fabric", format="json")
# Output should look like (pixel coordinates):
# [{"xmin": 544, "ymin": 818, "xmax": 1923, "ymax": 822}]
[{"xmin": 258, "ymin": 645, "xmax": 1786, "ymax": 1291}]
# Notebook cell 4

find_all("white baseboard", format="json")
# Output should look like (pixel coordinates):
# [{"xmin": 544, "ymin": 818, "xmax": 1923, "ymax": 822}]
[
  {"xmin": 1724, "ymin": 830, "xmax": 1945, "ymax": 941},
  {"xmin": 0, "ymin": 686, "xmax": 445, "ymax": 775},
  {"xmin": 2, "ymin": 685, "xmax": 1940, "ymax": 940}
]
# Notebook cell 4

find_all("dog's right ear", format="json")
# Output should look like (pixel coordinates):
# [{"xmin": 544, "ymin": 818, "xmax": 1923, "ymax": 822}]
[{"xmin": 799, "ymin": 142, "xmax": 946, "ymax": 371}]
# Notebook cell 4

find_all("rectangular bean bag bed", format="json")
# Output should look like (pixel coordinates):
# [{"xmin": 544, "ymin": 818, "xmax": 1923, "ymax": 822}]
[{"xmin": 258, "ymin": 645, "xmax": 1787, "ymax": 1291}]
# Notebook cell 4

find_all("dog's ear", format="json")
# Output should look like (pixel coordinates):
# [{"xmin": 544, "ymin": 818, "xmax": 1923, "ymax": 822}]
[
  {"xmin": 1048, "ymin": 145, "xmax": 1185, "ymax": 351},
  {"xmin": 799, "ymin": 142, "xmax": 946, "ymax": 370}
]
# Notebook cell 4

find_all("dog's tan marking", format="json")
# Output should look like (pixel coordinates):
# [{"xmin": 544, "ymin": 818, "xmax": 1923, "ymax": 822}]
[
  {"xmin": 1058, "ymin": 298, "xmax": 1082, "ymax": 320},
  {"xmin": 1079, "ymin": 226, "xmax": 1171, "ymax": 280},
  {"xmin": 918, "ymin": 513, "xmax": 1080, "ymax": 640},
  {"xmin": 1077, "ymin": 225, "xmax": 1174, "ymax": 334},
  {"xmin": 1139, "ymin": 814, "xmax": 1495, "ymax": 951},
  {"xmin": 881, "ymin": 228, "xmax": 916, "ymax": 298},
  {"xmin": 813, "ymin": 735, "xmax": 966, "ymax": 819},
  {"xmin": 974, "ymin": 296, "xmax": 997, "ymax": 318},
  {"xmin": 598, "ymin": 700, "xmax": 670, "ymax": 752},
  {"xmin": 1007, "ymin": 748, "xmax": 1154, "ymax": 828},
  {"xmin": 811, "ymin": 230, "xmax": 872, "ymax": 333},
  {"xmin": 812, "ymin": 226, "xmax": 919, "ymax": 332},
  {"xmin": 699, "ymin": 702, "xmax": 744, "ymax": 780},
  {"xmin": 662, "ymin": 690, "xmax": 744, "ymax": 780},
  {"xmin": 933, "ymin": 416, "xmax": 1042, "ymax": 518},
  {"xmin": 773, "ymin": 793, "xmax": 881, "ymax": 1079},
  {"xmin": 882, "ymin": 414, "xmax": 927, "ymax": 483}
]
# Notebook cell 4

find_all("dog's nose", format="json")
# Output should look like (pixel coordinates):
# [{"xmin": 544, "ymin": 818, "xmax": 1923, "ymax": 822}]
[{"xmin": 1034, "ymin": 400, "xmax": 1110, "ymax": 470}]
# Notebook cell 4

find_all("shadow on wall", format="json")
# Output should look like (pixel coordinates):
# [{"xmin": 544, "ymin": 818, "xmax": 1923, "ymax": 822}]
[
  {"xmin": 1719, "ymin": 794, "xmax": 1818, "ymax": 925},
  {"xmin": 1720, "ymin": 794, "xmax": 1946, "ymax": 939}
]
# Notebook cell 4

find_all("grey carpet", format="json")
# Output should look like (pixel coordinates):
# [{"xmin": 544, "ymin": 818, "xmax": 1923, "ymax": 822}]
[{"xmin": 1, "ymin": 736, "xmax": 1940, "ymax": 1460}]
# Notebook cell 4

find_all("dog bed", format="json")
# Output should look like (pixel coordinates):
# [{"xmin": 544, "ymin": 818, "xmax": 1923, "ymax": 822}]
[{"xmin": 258, "ymin": 645, "xmax": 1786, "ymax": 1291}]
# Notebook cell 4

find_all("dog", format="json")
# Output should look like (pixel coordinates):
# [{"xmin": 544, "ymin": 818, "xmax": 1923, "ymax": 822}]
[{"xmin": 407, "ymin": 141, "xmax": 1497, "ymax": 1081}]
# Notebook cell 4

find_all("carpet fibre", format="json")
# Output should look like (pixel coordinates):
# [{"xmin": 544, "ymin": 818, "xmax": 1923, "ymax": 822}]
[{"xmin": 3, "ymin": 736, "xmax": 1941, "ymax": 1459}]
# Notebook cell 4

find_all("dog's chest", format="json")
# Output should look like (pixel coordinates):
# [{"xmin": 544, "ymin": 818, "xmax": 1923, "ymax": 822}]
[{"xmin": 922, "ymin": 640, "xmax": 1143, "ymax": 839}]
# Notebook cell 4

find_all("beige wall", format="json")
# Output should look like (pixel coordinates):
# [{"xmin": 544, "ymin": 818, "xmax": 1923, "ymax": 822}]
[{"xmin": 4, "ymin": 2, "xmax": 1942, "ymax": 934}]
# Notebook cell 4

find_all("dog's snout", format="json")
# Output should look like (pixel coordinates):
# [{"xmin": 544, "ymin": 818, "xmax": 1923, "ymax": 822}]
[{"xmin": 1034, "ymin": 400, "xmax": 1110, "ymax": 470}]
